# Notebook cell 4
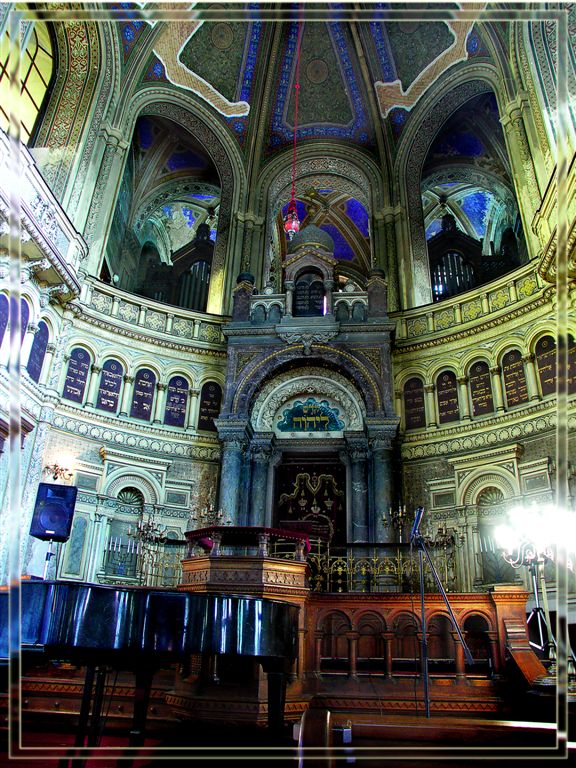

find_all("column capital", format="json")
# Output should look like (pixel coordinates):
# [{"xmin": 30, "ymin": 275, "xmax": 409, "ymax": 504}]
[
  {"xmin": 157, "ymin": 383, "xmax": 167, "ymax": 392},
  {"xmin": 91, "ymin": 364, "xmax": 102, "ymax": 374},
  {"xmin": 489, "ymin": 366, "xmax": 502, "ymax": 376},
  {"xmin": 124, "ymin": 375, "xmax": 134, "ymax": 384}
]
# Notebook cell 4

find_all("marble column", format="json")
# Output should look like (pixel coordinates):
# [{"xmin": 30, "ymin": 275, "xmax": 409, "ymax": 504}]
[
  {"xmin": 20, "ymin": 322, "xmax": 38, "ymax": 373},
  {"xmin": 457, "ymin": 376, "xmax": 471, "ymax": 420},
  {"xmin": 218, "ymin": 436, "xmax": 245, "ymax": 525},
  {"xmin": 489, "ymin": 366, "xmax": 505, "ymax": 412},
  {"xmin": 119, "ymin": 375, "xmax": 134, "ymax": 416},
  {"xmin": 250, "ymin": 445, "xmax": 272, "ymax": 527},
  {"xmin": 348, "ymin": 442, "xmax": 368, "ymax": 543},
  {"xmin": 284, "ymin": 280, "xmax": 294, "ymax": 317},
  {"xmin": 424, "ymin": 385, "xmax": 437, "ymax": 427},
  {"xmin": 522, "ymin": 354, "xmax": 540, "ymax": 401},
  {"xmin": 370, "ymin": 429, "xmax": 397, "ymax": 544},
  {"xmin": 153, "ymin": 383, "xmax": 167, "ymax": 423},
  {"xmin": 39, "ymin": 343, "xmax": 56, "ymax": 387},
  {"xmin": 186, "ymin": 389, "xmax": 200, "ymax": 430},
  {"xmin": 84, "ymin": 364, "xmax": 102, "ymax": 408}
]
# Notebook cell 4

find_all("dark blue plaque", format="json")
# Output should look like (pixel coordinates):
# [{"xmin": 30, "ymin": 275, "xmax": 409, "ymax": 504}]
[
  {"xmin": 62, "ymin": 347, "xmax": 91, "ymax": 403},
  {"xmin": 130, "ymin": 367, "xmax": 156, "ymax": 421},
  {"xmin": 569, "ymin": 334, "xmax": 576, "ymax": 395},
  {"xmin": 277, "ymin": 397, "xmax": 344, "ymax": 432},
  {"xmin": 535, "ymin": 336, "xmax": 556, "ymax": 397},
  {"xmin": 21, "ymin": 298, "xmax": 29, "ymax": 341},
  {"xmin": 96, "ymin": 359, "xmax": 124, "ymax": 413},
  {"xmin": 164, "ymin": 375, "xmax": 188, "ymax": 427},
  {"xmin": 26, "ymin": 320, "xmax": 49, "ymax": 383},
  {"xmin": 404, "ymin": 377, "xmax": 426, "ymax": 430},
  {"xmin": 197, "ymin": 381, "xmax": 222, "ymax": 432},
  {"xmin": 437, "ymin": 370, "xmax": 460, "ymax": 423},
  {"xmin": 0, "ymin": 294, "xmax": 7, "ymax": 348}
]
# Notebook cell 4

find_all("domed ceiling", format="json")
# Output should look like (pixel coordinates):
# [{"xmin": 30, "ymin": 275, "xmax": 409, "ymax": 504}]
[{"xmin": 107, "ymin": 4, "xmax": 508, "ymax": 300}]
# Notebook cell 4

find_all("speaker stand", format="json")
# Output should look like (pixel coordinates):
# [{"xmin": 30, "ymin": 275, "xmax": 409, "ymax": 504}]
[{"xmin": 42, "ymin": 539, "xmax": 55, "ymax": 580}]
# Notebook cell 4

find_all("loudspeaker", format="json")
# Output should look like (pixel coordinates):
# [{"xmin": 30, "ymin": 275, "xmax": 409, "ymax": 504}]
[{"xmin": 29, "ymin": 483, "xmax": 78, "ymax": 542}]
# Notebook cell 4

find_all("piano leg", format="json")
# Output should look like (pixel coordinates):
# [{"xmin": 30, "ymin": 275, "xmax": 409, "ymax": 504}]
[
  {"xmin": 262, "ymin": 659, "xmax": 288, "ymax": 736},
  {"xmin": 75, "ymin": 664, "xmax": 95, "ymax": 747},
  {"xmin": 87, "ymin": 666, "xmax": 108, "ymax": 746},
  {"xmin": 128, "ymin": 666, "xmax": 154, "ymax": 748}
]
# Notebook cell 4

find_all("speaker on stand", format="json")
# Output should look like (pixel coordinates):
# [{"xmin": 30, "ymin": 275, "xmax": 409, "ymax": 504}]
[{"xmin": 29, "ymin": 483, "xmax": 78, "ymax": 579}]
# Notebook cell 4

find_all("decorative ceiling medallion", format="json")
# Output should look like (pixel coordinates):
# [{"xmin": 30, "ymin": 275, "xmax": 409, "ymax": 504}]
[
  {"xmin": 306, "ymin": 58, "xmax": 329, "ymax": 84},
  {"xmin": 211, "ymin": 23, "xmax": 234, "ymax": 50}
]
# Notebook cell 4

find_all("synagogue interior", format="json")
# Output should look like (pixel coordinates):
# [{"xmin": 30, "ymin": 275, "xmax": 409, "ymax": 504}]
[{"xmin": 0, "ymin": 2, "xmax": 575, "ymax": 765}]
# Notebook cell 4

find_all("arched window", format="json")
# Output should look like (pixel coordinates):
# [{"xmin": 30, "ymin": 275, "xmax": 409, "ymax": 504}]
[
  {"xmin": 164, "ymin": 375, "xmax": 189, "ymax": 427},
  {"xmin": 197, "ymin": 381, "xmax": 222, "ymax": 432},
  {"xmin": 432, "ymin": 251, "xmax": 475, "ymax": 301},
  {"xmin": 96, "ymin": 359, "xmax": 124, "ymax": 413},
  {"xmin": 468, "ymin": 361, "xmax": 494, "ymax": 417},
  {"xmin": 177, "ymin": 259, "xmax": 211, "ymax": 311},
  {"xmin": 403, "ymin": 377, "xmax": 426, "ymax": 430},
  {"xmin": 0, "ymin": 294, "xmax": 8, "ymax": 347},
  {"xmin": 436, "ymin": 370, "xmax": 459, "ymax": 423},
  {"xmin": 502, "ymin": 349, "xmax": 529, "ymax": 408},
  {"xmin": 0, "ymin": 22, "xmax": 55, "ymax": 144},
  {"xmin": 535, "ymin": 335, "xmax": 556, "ymax": 397},
  {"xmin": 62, "ymin": 347, "xmax": 91, "ymax": 403},
  {"xmin": 130, "ymin": 367, "xmax": 156, "ymax": 421},
  {"xmin": 26, "ymin": 319, "xmax": 49, "ymax": 382},
  {"xmin": 293, "ymin": 271, "xmax": 325, "ymax": 317}
]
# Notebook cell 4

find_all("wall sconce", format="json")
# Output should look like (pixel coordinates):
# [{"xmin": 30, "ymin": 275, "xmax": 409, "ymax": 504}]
[{"xmin": 43, "ymin": 463, "xmax": 73, "ymax": 482}]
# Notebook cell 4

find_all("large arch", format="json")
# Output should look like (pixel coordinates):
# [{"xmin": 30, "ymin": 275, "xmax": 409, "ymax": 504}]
[
  {"xmin": 84, "ymin": 87, "xmax": 247, "ymax": 316},
  {"xmin": 394, "ymin": 65, "xmax": 512, "ymax": 309}
]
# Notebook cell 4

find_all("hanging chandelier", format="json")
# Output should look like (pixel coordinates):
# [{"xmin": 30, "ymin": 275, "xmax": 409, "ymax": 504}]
[{"xmin": 283, "ymin": 18, "xmax": 304, "ymax": 240}]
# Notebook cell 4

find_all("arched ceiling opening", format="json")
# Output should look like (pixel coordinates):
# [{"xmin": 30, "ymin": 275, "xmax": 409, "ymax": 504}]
[{"xmin": 104, "ymin": 114, "xmax": 221, "ymax": 301}]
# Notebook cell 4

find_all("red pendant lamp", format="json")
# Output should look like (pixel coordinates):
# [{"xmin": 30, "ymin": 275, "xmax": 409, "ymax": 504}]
[{"xmin": 283, "ymin": 20, "xmax": 304, "ymax": 240}]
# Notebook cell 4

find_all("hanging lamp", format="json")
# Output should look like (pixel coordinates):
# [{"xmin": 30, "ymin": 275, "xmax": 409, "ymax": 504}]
[{"xmin": 283, "ymin": 19, "xmax": 304, "ymax": 240}]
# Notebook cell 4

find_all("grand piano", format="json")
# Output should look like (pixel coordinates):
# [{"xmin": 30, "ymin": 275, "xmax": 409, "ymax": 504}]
[{"xmin": 0, "ymin": 580, "xmax": 299, "ymax": 755}]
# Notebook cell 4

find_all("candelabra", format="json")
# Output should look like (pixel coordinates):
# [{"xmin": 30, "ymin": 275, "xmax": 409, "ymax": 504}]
[
  {"xmin": 43, "ymin": 463, "xmax": 73, "ymax": 482},
  {"xmin": 126, "ymin": 507, "xmax": 168, "ymax": 585},
  {"xmin": 194, "ymin": 503, "xmax": 232, "ymax": 528},
  {"xmin": 384, "ymin": 504, "xmax": 406, "ymax": 542}
]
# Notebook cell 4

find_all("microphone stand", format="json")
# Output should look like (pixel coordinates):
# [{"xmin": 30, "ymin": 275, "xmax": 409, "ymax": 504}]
[{"xmin": 410, "ymin": 508, "xmax": 474, "ymax": 718}]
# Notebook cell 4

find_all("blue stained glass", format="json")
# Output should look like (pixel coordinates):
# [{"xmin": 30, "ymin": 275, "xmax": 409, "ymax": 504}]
[
  {"xmin": 162, "ymin": 204, "xmax": 173, "ymax": 218},
  {"xmin": 123, "ymin": 26, "xmax": 134, "ymax": 41},
  {"xmin": 152, "ymin": 61, "xmax": 164, "ymax": 77},
  {"xmin": 426, "ymin": 220, "xmax": 443, "ymax": 240},
  {"xmin": 210, "ymin": 229, "xmax": 217, "ymax": 241},
  {"xmin": 190, "ymin": 194, "xmax": 215, "ymax": 201},
  {"xmin": 460, "ymin": 191, "xmax": 492, "ymax": 238},
  {"xmin": 26, "ymin": 320, "xmax": 49, "ymax": 383},
  {"xmin": 345, "ymin": 199, "xmax": 369, "ymax": 237},
  {"xmin": 320, "ymin": 224, "xmax": 355, "ymax": 261}
]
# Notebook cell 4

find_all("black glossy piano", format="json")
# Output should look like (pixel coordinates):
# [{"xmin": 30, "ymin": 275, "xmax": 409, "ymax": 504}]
[{"xmin": 0, "ymin": 580, "xmax": 299, "ymax": 756}]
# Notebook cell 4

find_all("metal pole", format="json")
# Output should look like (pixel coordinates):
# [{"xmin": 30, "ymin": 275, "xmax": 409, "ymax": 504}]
[{"xmin": 418, "ymin": 545, "xmax": 430, "ymax": 718}]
